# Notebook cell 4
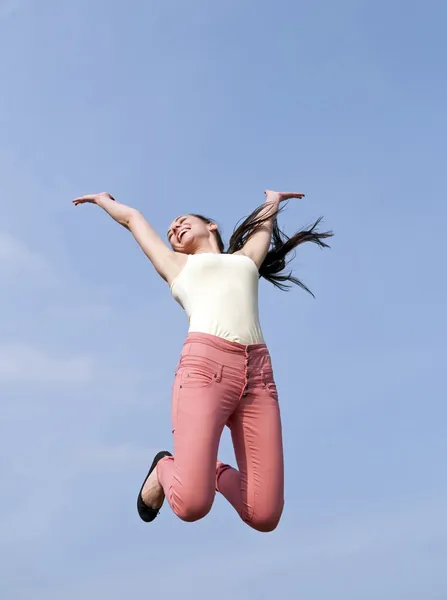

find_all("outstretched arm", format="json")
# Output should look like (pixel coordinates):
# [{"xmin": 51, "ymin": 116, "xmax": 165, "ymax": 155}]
[
  {"xmin": 235, "ymin": 190, "xmax": 305, "ymax": 268},
  {"xmin": 72, "ymin": 192, "xmax": 185, "ymax": 283}
]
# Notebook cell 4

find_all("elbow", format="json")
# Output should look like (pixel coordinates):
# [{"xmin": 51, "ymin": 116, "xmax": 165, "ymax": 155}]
[{"xmin": 126, "ymin": 208, "xmax": 142, "ymax": 228}]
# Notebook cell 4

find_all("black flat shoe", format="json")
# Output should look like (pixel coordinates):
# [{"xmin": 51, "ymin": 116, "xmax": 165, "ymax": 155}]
[{"xmin": 137, "ymin": 450, "xmax": 172, "ymax": 522}]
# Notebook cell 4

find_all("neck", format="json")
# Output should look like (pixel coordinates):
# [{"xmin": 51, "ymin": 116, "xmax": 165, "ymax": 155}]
[{"xmin": 190, "ymin": 239, "xmax": 221, "ymax": 255}]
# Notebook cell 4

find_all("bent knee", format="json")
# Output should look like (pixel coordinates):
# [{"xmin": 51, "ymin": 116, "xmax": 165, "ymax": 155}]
[
  {"xmin": 249, "ymin": 515, "xmax": 281, "ymax": 533},
  {"xmin": 175, "ymin": 498, "xmax": 213, "ymax": 523},
  {"xmin": 246, "ymin": 505, "xmax": 284, "ymax": 533}
]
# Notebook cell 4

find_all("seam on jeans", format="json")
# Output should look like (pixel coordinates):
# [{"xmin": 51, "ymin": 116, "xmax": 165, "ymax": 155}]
[
  {"xmin": 242, "ymin": 345, "xmax": 256, "ymax": 524},
  {"xmin": 245, "ymin": 420, "xmax": 257, "ymax": 524},
  {"xmin": 237, "ymin": 346, "xmax": 249, "ymax": 403},
  {"xmin": 171, "ymin": 369, "xmax": 182, "ymax": 433}
]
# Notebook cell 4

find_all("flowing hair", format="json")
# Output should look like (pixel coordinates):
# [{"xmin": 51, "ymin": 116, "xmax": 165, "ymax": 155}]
[{"xmin": 191, "ymin": 202, "xmax": 333, "ymax": 295}]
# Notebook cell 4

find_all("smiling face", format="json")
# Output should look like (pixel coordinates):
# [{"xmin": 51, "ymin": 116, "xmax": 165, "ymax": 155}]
[{"xmin": 167, "ymin": 214, "xmax": 219, "ymax": 254}]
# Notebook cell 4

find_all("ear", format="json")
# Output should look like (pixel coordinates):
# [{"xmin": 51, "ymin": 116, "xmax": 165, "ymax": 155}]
[{"xmin": 207, "ymin": 222, "xmax": 218, "ymax": 233}]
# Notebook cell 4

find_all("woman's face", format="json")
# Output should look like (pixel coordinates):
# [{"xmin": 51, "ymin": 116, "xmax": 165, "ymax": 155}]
[{"xmin": 167, "ymin": 215, "xmax": 216, "ymax": 253}]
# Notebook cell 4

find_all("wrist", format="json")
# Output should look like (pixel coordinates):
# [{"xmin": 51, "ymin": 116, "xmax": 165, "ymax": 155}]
[
  {"xmin": 264, "ymin": 193, "xmax": 280, "ymax": 206},
  {"xmin": 95, "ymin": 194, "xmax": 113, "ymax": 208}
]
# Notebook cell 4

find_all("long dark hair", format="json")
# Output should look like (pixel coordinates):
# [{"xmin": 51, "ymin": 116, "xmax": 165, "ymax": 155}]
[{"xmin": 191, "ymin": 202, "xmax": 333, "ymax": 295}]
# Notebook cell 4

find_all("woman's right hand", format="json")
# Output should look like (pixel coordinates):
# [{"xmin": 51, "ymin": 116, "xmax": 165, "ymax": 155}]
[{"xmin": 72, "ymin": 192, "xmax": 115, "ymax": 206}]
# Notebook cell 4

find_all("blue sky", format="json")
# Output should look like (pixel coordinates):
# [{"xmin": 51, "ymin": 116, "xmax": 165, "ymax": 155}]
[{"xmin": 1, "ymin": 0, "xmax": 446, "ymax": 598}]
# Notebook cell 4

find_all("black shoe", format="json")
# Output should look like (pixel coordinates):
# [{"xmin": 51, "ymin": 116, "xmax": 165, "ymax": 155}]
[{"xmin": 137, "ymin": 450, "xmax": 172, "ymax": 522}]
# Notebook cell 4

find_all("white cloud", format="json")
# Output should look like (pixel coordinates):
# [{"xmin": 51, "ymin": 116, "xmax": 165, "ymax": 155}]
[
  {"xmin": 78, "ymin": 442, "xmax": 158, "ymax": 467},
  {"xmin": 0, "ymin": 343, "xmax": 147, "ymax": 391},
  {"xmin": 0, "ymin": 343, "xmax": 96, "ymax": 384},
  {"xmin": 47, "ymin": 302, "xmax": 116, "ymax": 322},
  {"xmin": 0, "ymin": 232, "xmax": 47, "ymax": 272},
  {"xmin": 0, "ymin": 0, "xmax": 22, "ymax": 20},
  {"xmin": 288, "ymin": 498, "xmax": 447, "ymax": 561},
  {"xmin": 20, "ymin": 494, "xmax": 447, "ymax": 600}
]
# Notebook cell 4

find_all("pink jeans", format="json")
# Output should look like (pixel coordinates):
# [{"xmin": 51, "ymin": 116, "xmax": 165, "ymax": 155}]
[{"xmin": 157, "ymin": 332, "xmax": 284, "ymax": 532}]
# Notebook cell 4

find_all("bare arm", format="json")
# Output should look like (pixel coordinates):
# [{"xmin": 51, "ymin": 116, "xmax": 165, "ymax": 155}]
[
  {"xmin": 235, "ymin": 190, "xmax": 305, "ymax": 268},
  {"xmin": 72, "ymin": 192, "xmax": 185, "ymax": 283}
]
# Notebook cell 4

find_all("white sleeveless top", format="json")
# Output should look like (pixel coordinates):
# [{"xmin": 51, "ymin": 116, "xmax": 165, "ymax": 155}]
[{"xmin": 170, "ymin": 253, "xmax": 264, "ymax": 345}]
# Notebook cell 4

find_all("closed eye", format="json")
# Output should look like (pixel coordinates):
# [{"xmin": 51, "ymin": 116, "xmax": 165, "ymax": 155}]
[{"xmin": 167, "ymin": 217, "xmax": 186, "ymax": 240}]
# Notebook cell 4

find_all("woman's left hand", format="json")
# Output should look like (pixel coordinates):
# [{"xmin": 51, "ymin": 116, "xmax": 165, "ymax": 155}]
[
  {"xmin": 264, "ymin": 190, "xmax": 305, "ymax": 203},
  {"xmin": 72, "ymin": 192, "xmax": 116, "ymax": 206}
]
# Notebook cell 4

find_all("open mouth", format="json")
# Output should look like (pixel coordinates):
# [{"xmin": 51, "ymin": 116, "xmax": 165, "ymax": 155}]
[{"xmin": 178, "ymin": 229, "xmax": 189, "ymax": 242}]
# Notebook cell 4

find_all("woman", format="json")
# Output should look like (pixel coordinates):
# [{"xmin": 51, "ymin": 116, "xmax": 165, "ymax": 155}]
[{"xmin": 73, "ymin": 190, "xmax": 332, "ymax": 532}]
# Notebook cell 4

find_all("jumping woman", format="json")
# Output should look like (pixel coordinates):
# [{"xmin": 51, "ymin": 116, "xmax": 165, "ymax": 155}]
[{"xmin": 72, "ymin": 190, "xmax": 332, "ymax": 532}]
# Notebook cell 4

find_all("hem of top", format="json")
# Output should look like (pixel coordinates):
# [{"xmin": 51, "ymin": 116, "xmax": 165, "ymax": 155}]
[{"xmin": 184, "ymin": 331, "xmax": 267, "ymax": 350}]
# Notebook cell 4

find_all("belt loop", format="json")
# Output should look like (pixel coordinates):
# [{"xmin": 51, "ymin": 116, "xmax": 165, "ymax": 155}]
[{"xmin": 215, "ymin": 364, "xmax": 223, "ymax": 383}]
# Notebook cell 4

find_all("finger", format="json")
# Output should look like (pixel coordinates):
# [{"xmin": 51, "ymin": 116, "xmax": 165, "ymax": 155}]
[
  {"xmin": 280, "ymin": 193, "xmax": 305, "ymax": 200},
  {"xmin": 74, "ymin": 194, "xmax": 96, "ymax": 201}
]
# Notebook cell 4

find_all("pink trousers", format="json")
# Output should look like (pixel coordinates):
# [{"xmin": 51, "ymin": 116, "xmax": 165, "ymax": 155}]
[{"xmin": 157, "ymin": 332, "xmax": 284, "ymax": 532}]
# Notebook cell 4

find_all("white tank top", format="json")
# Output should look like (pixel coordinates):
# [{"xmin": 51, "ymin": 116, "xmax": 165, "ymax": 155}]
[{"xmin": 170, "ymin": 253, "xmax": 264, "ymax": 345}]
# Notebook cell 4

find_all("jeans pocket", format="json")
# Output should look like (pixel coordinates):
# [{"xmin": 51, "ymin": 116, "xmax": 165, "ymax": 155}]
[
  {"xmin": 179, "ymin": 356, "xmax": 223, "ymax": 389},
  {"xmin": 261, "ymin": 367, "xmax": 279, "ymax": 401}
]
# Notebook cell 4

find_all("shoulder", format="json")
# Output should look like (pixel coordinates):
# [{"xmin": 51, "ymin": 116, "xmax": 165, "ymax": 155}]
[{"xmin": 230, "ymin": 250, "xmax": 260, "ymax": 271}]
